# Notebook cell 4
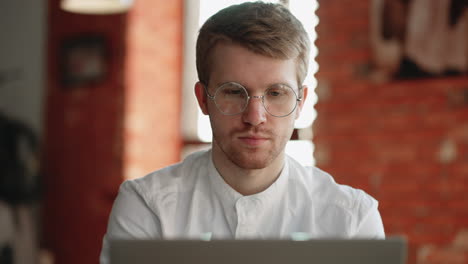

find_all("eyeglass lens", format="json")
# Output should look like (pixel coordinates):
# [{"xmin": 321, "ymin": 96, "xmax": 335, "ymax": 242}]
[{"xmin": 213, "ymin": 82, "xmax": 298, "ymax": 117}]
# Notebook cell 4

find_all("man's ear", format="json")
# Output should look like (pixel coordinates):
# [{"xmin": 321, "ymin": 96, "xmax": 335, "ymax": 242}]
[
  {"xmin": 295, "ymin": 85, "xmax": 308, "ymax": 120},
  {"xmin": 195, "ymin": 82, "xmax": 209, "ymax": 115}
]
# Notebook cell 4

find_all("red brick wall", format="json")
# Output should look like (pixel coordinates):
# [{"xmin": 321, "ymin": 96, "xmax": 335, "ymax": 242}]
[
  {"xmin": 124, "ymin": 0, "xmax": 183, "ymax": 180},
  {"xmin": 313, "ymin": 0, "xmax": 468, "ymax": 264},
  {"xmin": 43, "ymin": 0, "xmax": 183, "ymax": 263}
]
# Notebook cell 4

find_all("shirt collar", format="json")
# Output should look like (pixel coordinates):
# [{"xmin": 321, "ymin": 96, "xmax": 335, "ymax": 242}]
[{"xmin": 206, "ymin": 149, "xmax": 290, "ymax": 207}]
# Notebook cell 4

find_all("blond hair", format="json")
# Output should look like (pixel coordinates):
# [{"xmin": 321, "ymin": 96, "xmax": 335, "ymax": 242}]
[{"xmin": 196, "ymin": 2, "xmax": 310, "ymax": 89}]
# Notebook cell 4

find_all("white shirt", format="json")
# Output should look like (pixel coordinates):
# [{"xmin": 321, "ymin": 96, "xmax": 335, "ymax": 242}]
[{"xmin": 100, "ymin": 149, "xmax": 385, "ymax": 263}]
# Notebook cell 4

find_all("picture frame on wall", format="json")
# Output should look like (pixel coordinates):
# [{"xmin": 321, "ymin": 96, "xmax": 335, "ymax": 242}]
[
  {"xmin": 370, "ymin": 0, "xmax": 468, "ymax": 81},
  {"xmin": 60, "ymin": 34, "xmax": 108, "ymax": 87}
]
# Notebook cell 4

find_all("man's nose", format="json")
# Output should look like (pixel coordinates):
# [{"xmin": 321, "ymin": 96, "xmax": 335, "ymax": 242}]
[{"xmin": 242, "ymin": 96, "xmax": 267, "ymax": 126}]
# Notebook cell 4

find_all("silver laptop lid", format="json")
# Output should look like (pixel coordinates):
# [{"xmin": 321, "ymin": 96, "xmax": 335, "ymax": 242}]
[{"xmin": 110, "ymin": 238, "xmax": 407, "ymax": 264}]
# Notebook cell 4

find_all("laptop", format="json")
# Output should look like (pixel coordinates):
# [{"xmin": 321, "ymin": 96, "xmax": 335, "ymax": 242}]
[{"xmin": 110, "ymin": 237, "xmax": 407, "ymax": 264}]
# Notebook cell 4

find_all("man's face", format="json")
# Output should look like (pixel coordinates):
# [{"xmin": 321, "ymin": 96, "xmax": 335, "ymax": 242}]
[{"xmin": 195, "ymin": 43, "xmax": 307, "ymax": 170}]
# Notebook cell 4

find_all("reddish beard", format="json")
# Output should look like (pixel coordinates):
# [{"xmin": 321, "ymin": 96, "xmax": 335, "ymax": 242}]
[{"xmin": 213, "ymin": 125, "xmax": 284, "ymax": 170}]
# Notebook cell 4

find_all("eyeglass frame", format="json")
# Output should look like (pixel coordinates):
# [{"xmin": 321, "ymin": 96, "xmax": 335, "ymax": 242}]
[{"xmin": 202, "ymin": 81, "xmax": 303, "ymax": 117}]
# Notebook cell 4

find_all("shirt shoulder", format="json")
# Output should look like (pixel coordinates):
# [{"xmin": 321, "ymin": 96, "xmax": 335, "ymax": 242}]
[
  {"xmin": 286, "ymin": 157, "xmax": 382, "ymax": 237},
  {"xmin": 126, "ymin": 150, "xmax": 210, "ymax": 204},
  {"xmin": 287, "ymin": 158, "xmax": 373, "ymax": 206},
  {"xmin": 310, "ymin": 166, "xmax": 376, "ymax": 213}
]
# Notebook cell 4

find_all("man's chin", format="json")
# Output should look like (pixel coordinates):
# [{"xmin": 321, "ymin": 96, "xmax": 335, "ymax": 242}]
[
  {"xmin": 213, "ymin": 139, "xmax": 282, "ymax": 170},
  {"xmin": 235, "ymin": 161, "xmax": 268, "ymax": 170},
  {"xmin": 228, "ymin": 153, "xmax": 273, "ymax": 170}
]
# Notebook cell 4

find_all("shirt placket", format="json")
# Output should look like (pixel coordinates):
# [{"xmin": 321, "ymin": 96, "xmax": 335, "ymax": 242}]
[{"xmin": 234, "ymin": 197, "xmax": 262, "ymax": 239}]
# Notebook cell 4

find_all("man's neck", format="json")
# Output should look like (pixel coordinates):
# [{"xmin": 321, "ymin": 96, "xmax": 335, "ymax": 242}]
[{"xmin": 211, "ymin": 144, "xmax": 285, "ymax": 196}]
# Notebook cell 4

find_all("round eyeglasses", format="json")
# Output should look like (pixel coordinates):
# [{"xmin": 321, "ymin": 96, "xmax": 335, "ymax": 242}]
[{"xmin": 204, "ymin": 82, "xmax": 302, "ymax": 117}]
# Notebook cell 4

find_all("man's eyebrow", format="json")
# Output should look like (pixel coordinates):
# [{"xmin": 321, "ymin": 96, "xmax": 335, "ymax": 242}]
[
  {"xmin": 266, "ymin": 82, "xmax": 300, "ymax": 92},
  {"xmin": 269, "ymin": 82, "xmax": 295, "ymax": 87},
  {"xmin": 212, "ymin": 81, "xmax": 298, "ymax": 91}
]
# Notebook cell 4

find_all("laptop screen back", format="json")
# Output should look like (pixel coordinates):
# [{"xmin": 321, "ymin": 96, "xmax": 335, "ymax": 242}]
[{"xmin": 110, "ymin": 238, "xmax": 407, "ymax": 264}]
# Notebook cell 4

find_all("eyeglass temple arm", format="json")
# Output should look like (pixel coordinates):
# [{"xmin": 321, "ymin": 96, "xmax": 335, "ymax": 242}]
[{"xmin": 202, "ymin": 83, "xmax": 216, "ymax": 99}]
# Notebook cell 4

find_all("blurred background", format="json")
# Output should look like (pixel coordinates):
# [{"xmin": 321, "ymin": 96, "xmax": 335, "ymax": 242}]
[{"xmin": 0, "ymin": 0, "xmax": 467, "ymax": 263}]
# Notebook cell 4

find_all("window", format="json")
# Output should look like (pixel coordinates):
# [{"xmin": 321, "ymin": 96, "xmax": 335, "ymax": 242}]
[{"xmin": 181, "ymin": 0, "xmax": 319, "ymax": 165}]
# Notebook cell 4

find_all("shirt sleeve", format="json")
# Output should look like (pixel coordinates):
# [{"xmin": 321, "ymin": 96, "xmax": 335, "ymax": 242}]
[
  {"xmin": 100, "ymin": 180, "xmax": 162, "ymax": 264},
  {"xmin": 353, "ymin": 198, "xmax": 386, "ymax": 239}
]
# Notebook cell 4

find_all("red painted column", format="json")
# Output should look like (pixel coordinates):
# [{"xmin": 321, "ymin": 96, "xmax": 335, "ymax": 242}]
[
  {"xmin": 43, "ymin": 1, "xmax": 127, "ymax": 263},
  {"xmin": 43, "ymin": 0, "xmax": 183, "ymax": 263}
]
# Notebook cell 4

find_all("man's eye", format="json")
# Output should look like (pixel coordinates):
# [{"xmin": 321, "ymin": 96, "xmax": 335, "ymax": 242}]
[
  {"xmin": 267, "ymin": 89, "xmax": 284, "ymax": 97},
  {"xmin": 225, "ymin": 89, "xmax": 243, "ymax": 95}
]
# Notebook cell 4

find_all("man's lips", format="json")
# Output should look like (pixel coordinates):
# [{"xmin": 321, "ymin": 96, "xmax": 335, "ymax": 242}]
[{"xmin": 238, "ymin": 135, "xmax": 269, "ymax": 146}]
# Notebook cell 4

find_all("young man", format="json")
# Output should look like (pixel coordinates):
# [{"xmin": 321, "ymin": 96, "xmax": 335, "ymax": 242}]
[{"xmin": 100, "ymin": 2, "xmax": 385, "ymax": 263}]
